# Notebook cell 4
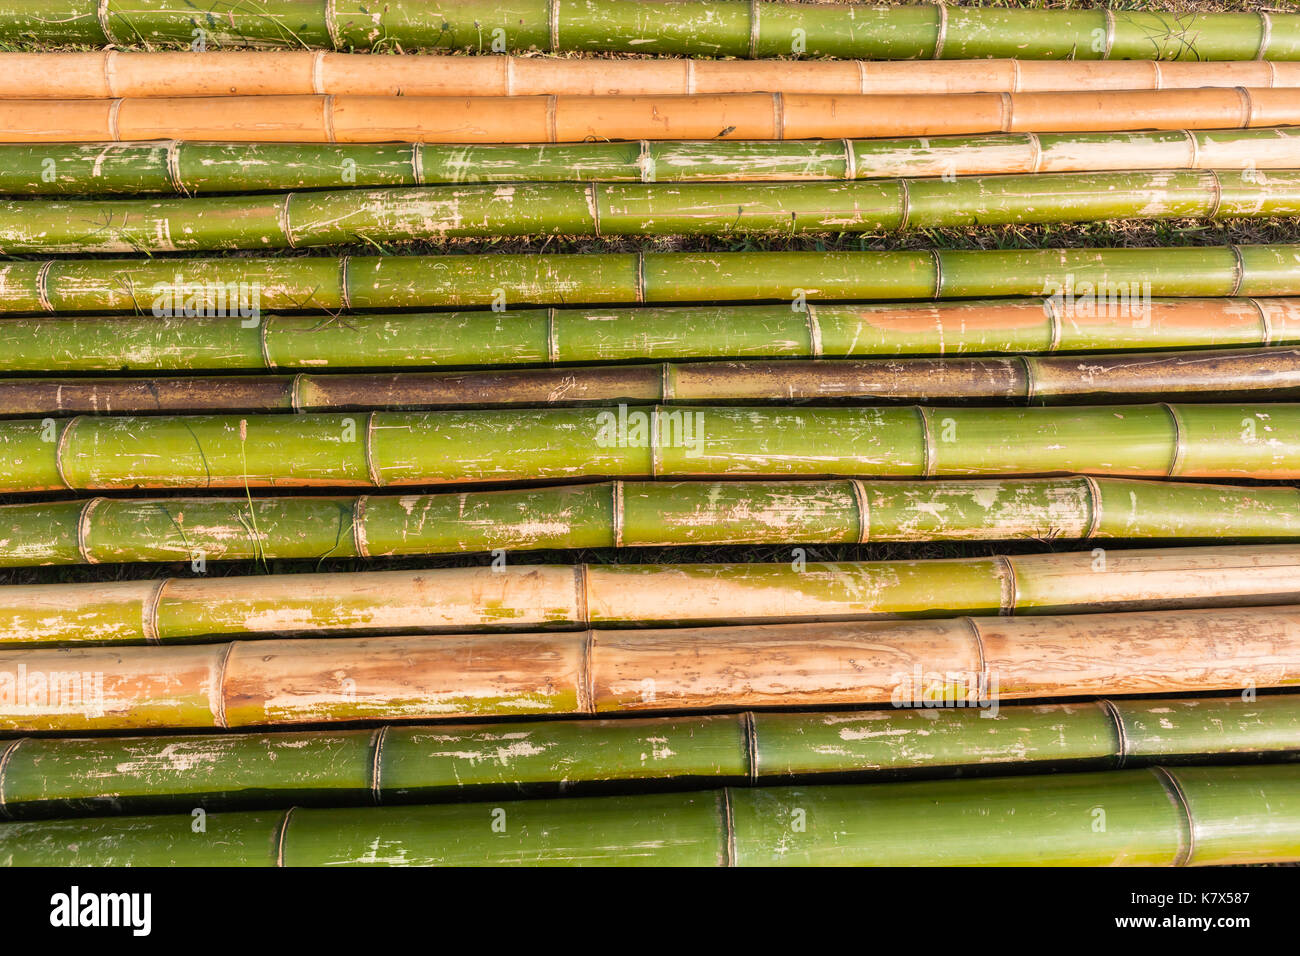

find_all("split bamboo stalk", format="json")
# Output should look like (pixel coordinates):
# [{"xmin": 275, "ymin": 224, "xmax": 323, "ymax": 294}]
[
  {"xmin": 4, "ymin": 245, "xmax": 1300, "ymax": 314},
  {"xmin": 3, "ymin": 764, "xmax": 1295, "ymax": 866},
  {"xmin": 2, "ymin": 402, "xmax": 1299, "ymax": 493},
  {"xmin": 9, "ymin": 52, "xmax": 1300, "ymax": 99},
  {"xmin": 1, "ymin": 694, "xmax": 1296, "ymax": 818},
  {"xmin": 3, "ymin": 1, "xmax": 1298, "ymax": 61},
  {"xmin": 10, "ymin": 129, "xmax": 1300, "ymax": 195},
  {"xmin": 5, "ymin": 477, "xmax": 1300, "ymax": 568},
  {"xmin": 10, "ymin": 170, "xmax": 1300, "ymax": 254},
  {"xmin": 5, "ymin": 543, "xmax": 1300, "ymax": 648},
  {"xmin": 4, "ymin": 299, "xmax": 1298, "ymax": 372},
  {"xmin": 6, "ymin": 349, "xmax": 1300, "ymax": 416},
  {"xmin": 2, "ymin": 602, "xmax": 1300, "ymax": 731},
  {"xmin": 3, "ymin": 88, "xmax": 1300, "ymax": 144}
]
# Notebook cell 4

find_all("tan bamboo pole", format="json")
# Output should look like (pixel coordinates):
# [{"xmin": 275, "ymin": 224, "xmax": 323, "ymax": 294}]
[
  {"xmin": 1, "ymin": 88, "xmax": 1296, "ymax": 143},
  {"xmin": 4, "ymin": 477, "xmax": 1299, "ymax": 569},
  {"xmin": 2, "ymin": 543, "xmax": 1299, "ymax": 648},
  {"xmin": 1, "ymin": 603, "xmax": 1296, "ymax": 732},
  {"xmin": 3, "ymin": 348, "xmax": 1300, "ymax": 416},
  {"xmin": 6, "ymin": 52, "xmax": 1300, "ymax": 99}
]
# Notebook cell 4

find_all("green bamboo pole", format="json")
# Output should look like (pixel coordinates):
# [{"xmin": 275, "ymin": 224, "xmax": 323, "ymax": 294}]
[
  {"xmin": 4, "ymin": 298, "xmax": 1297, "ymax": 374},
  {"xmin": 6, "ymin": 171, "xmax": 1300, "ymax": 253},
  {"xmin": 5, "ymin": 245, "xmax": 1299, "ymax": 315},
  {"xmin": 2, "ymin": 2, "xmax": 1297, "ymax": 60},
  {"xmin": 2, "ymin": 542, "xmax": 1299, "ymax": 647},
  {"xmin": 4, "ymin": 348, "xmax": 1300, "ymax": 416},
  {"xmin": 4, "ymin": 476, "xmax": 1299, "ymax": 568},
  {"xmin": 1, "ymin": 695, "xmax": 1295, "ymax": 818},
  {"xmin": 6, "ymin": 130, "xmax": 1300, "ymax": 195},
  {"xmin": 1, "ymin": 764, "xmax": 1295, "ymax": 866},
  {"xmin": 1, "ymin": 402, "xmax": 1298, "ymax": 492}
]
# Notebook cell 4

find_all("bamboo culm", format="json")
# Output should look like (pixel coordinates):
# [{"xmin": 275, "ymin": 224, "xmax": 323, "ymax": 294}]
[
  {"xmin": 4, "ymin": 765, "xmax": 1294, "ymax": 866},
  {"xmin": 6, "ymin": 765, "xmax": 1295, "ymax": 866},
  {"xmin": 3, "ymin": 300, "xmax": 1298, "ymax": 373},
  {"xmin": 9, "ymin": 130, "xmax": 1300, "ymax": 195},
  {"xmin": 3, "ymin": 1, "xmax": 1298, "ymax": 61},
  {"xmin": 10, "ymin": 53, "xmax": 1300, "ymax": 99},
  {"xmin": 5, "ymin": 89, "xmax": 1300, "ymax": 144},
  {"xmin": 2, "ymin": 403, "xmax": 1300, "ymax": 493},
  {"xmin": 5, "ymin": 542, "xmax": 1300, "ymax": 647},
  {"xmin": 5, "ymin": 349, "xmax": 1300, "ymax": 417},
  {"xmin": 4, "ymin": 245, "xmax": 1300, "ymax": 314},
  {"xmin": 3, "ymin": 602, "xmax": 1300, "ymax": 731},
  {"xmin": 8, "ymin": 170, "xmax": 1300, "ymax": 254},
  {"xmin": 1, "ymin": 695, "xmax": 1296, "ymax": 819},
  {"xmin": 3, "ymin": 479, "xmax": 1300, "ymax": 569}
]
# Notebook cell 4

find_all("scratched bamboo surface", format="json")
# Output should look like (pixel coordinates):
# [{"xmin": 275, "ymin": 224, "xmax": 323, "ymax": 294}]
[
  {"xmin": 4, "ymin": 245, "xmax": 1300, "ymax": 315},
  {"xmin": 10, "ymin": 53, "xmax": 1300, "ymax": 99},
  {"xmin": 3, "ymin": 1, "xmax": 1297, "ymax": 61},
  {"xmin": 4, "ymin": 349, "xmax": 1300, "ymax": 416},
  {"xmin": 2, "ymin": 601, "xmax": 1300, "ymax": 731},
  {"xmin": 6, "ymin": 543, "xmax": 1300, "ymax": 647},
  {"xmin": 0, "ymin": 695, "xmax": 1295, "ymax": 818},
  {"xmin": 2, "ymin": 402, "xmax": 1299, "ymax": 492},
  {"xmin": 4, "ymin": 300, "xmax": 1298, "ymax": 372},
  {"xmin": 4, "ymin": 764, "xmax": 1296, "ymax": 866},
  {"xmin": 10, "ymin": 130, "xmax": 1300, "ymax": 195},
  {"xmin": 4, "ymin": 479, "xmax": 1300, "ymax": 568},
  {"xmin": 8, "ymin": 171, "xmax": 1300, "ymax": 254},
  {"xmin": 4, "ymin": 88, "xmax": 1300, "ymax": 144}
]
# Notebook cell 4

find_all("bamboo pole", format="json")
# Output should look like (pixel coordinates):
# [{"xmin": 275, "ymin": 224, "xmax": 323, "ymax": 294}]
[
  {"xmin": 10, "ymin": 129, "xmax": 1300, "ymax": 195},
  {"xmin": 2, "ymin": 402, "xmax": 1299, "ymax": 492},
  {"xmin": 2, "ymin": 2, "xmax": 1298, "ymax": 61},
  {"xmin": 4, "ymin": 245, "xmax": 1300, "ymax": 315},
  {"xmin": 3, "ymin": 764, "xmax": 1295, "ymax": 866},
  {"xmin": 4, "ymin": 477, "xmax": 1299, "ymax": 568},
  {"xmin": 2, "ymin": 602, "xmax": 1299, "ymax": 731},
  {"xmin": 3, "ymin": 88, "xmax": 1299, "ymax": 144},
  {"xmin": 4, "ymin": 542, "xmax": 1300, "ymax": 647},
  {"xmin": 3, "ymin": 300, "xmax": 1297, "ymax": 372},
  {"xmin": 8, "ymin": 52, "xmax": 1300, "ymax": 99},
  {"xmin": 1, "ymin": 694, "xmax": 1296, "ymax": 818},
  {"xmin": 9, "ymin": 171, "xmax": 1300, "ymax": 254},
  {"xmin": 5, "ymin": 349, "xmax": 1300, "ymax": 416}
]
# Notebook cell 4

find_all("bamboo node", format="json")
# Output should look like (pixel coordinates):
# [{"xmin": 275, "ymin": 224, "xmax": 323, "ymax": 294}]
[
  {"xmin": 1163, "ymin": 403, "xmax": 1188, "ymax": 478},
  {"xmin": 961, "ymin": 617, "xmax": 990, "ymax": 689},
  {"xmin": 1235, "ymin": 86, "xmax": 1254, "ymax": 128},
  {"xmin": 1152, "ymin": 767, "xmax": 1196, "ymax": 867},
  {"xmin": 1248, "ymin": 297, "xmax": 1274, "ymax": 345},
  {"xmin": 998, "ymin": 91, "xmax": 1013, "ymax": 133},
  {"xmin": 213, "ymin": 640, "xmax": 236, "ymax": 729},
  {"xmin": 1151, "ymin": 61, "xmax": 1163, "ymax": 91},
  {"xmin": 896, "ymin": 177, "xmax": 911, "ymax": 231},
  {"xmin": 369, "ymin": 726, "xmax": 389, "ymax": 806},
  {"xmin": 546, "ymin": 307, "xmax": 559, "ymax": 363},
  {"xmin": 102, "ymin": 50, "xmax": 119, "ymax": 98},
  {"xmin": 289, "ymin": 372, "xmax": 305, "ymax": 413},
  {"xmin": 351, "ymin": 495, "xmax": 370, "ymax": 558},
  {"xmin": 259, "ymin": 314, "xmax": 276, "ymax": 370},
  {"xmin": 1258, "ymin": 12, "xmax": 1274, "ymax": 61},
  {"xmin": 841, "ymin": 139, "xmax": 856, "ymax": 181},
  {"xmin": 574, "ymin": 564, "xmax": 590, "ymax": 625},
  {"xmin": 324, "ymin": 0, "xmax": 341, "ymax": 50},
  {"xmin": 612, "ymin": 480, "xmax": 624, "ymax": 548},
  {"xmin": 107, "ymin": 98, "xmax": 123, "ymax": 142},
  {"xmin": 35, "ymin": 260, "xmax": 54, "ymax": 314},
  {"xmin": 587, "ymin": 182, "xmax": 601, "ymax": 238},
  {"xmin": 577, "ymin": 629, "xmax": 596, "ymax": 714},
  {"xmin": 1010, "ymin": 58, "xmax": 1022, "ymax": 94},
  {"xmin": 280, "ymin": 193, "xmax": 297, "ymax": 248},
  {"xmin": 915, "ymin": 405, "xmax": 934, "ymax": 477},
  {"xmin": 76, "ymin": 497, "xmax": 106, "ymax": 565},
  {"xmin": 1025, "ymin": 131, "xmax": 1043, "ymax": 174},
  {"xmin": 1020, "ymin": 354, "xmax": 1037, "ymax": 404},
  {"xmin": 805, "ymin": 303, "xmax": 823, "ymax": 356},
  {"xmin": 363, "ymin": 411, "xmax": 382, "ymax": 487},
  {"xmin": 855, "ymin": 61, "xmax": 867, "ymax": 96},
  {"xmin": 1099, "ymin": 698, "xmax": 1129, "ymax": 768},
  {"xmin": 685, "ymin": 60, "xmax": 696, "ymax": 97},
  {"xmin": 660, "ymin": 362, "xmax": 673, "ymax": 402},
  {"xmin": 1102, "ymin": 8, "xmax": 1116, "ymax": 59},
  {"xmin": 546, "ymin": 94, "xmax": 558, "ymax": 143},
  {"xmin": 1183, "ymin": 128, "xmax": 1202, "ymax": 169},
  {"xmin": 95, "ymin": 0, "xmax": 120, "ymax": 46},
  {"xmin": 274, "ymin": 807, "xmax": 295, "ymax": 867},
  {"xmin": 339, "ymin": 255, "xmax": 352, "ymax": 311},
  {"xmin": 850, "ymin": 478, "xmax": 870, "ymax": 544},
  {"xmin": 932, "ymin": 2, "xmax": 949, "ymax": 59},
  {"xmin": 771, "ymin": 92, "xmax": 785, "ymax": 140},
  {"xmin": 311, "ymin": 51, "xmax": 327, "ymax": 95},
  {"xmin": 994, "ymin": 556, "xmax": 1018, "ymax": 615},
  {"xmin": 743, "ymin": 712, "xmax": 759, "ymax": 785},
  {"xmin": 747, "ymin": 0, "xmax": 760, "ymax": 59},
  {"xmin": 1204, "ymin": 169, "xmax": 1224, "ymax": 220},
  {"xmin": 548, "ymin": 0, "xmax": 560, "ymax": 52},
  {"xmin": 53, "ymin": 416, "xmax": 79, "ymax": 491},
  {"xmin": 636, "ymin": 252, "xmax": 646, "ymax": 303},
  {"xmin": 930, "ymin": 249, "xmax": 944, "ymax": 298},
  {"xmin": 1042, "ymin": 293, "xmax": 1062, "ymax": 351},
  {"xmin": 164, "ymin": 140, "xmax": 188, "ymax": 196},
  {"xmin": 411, "ymin": 143, "xmax": 424, "ymax": 186},
  {"xmin": 141, "ymin": 578, "xmax": 169, "ymax": 645},
  {"xmin": 323, "ymin": 94, "xmax": 337, "ymax": 144},
  {"xmin": 1082, "ymin": 476, "xmax": 1104, "ymax": 539},
  {"xmin": 721, "ymin": 788, "xmax": 738, "ymax": 867},
  {"xmin": 1229, "ymin": 244, "xmax": 1247, "ymax": 297},
  {"xmin": 636, "ymin": 141, "xmax": 653, "ymax": 183},
  {"xmin": 0, "ymin": 738, "xmax": 28, "ymax": 821}
]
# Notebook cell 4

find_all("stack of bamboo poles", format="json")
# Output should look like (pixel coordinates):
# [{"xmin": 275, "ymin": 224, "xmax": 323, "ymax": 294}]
[{"xmin": 1, "ymin": 1, "xmax": 1300, "ymax": 868}]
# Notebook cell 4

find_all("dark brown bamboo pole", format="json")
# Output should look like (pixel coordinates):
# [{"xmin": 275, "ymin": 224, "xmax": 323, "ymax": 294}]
[
  {"xmin": 2, "ymin": 542, "xmax": 1299, "ymax": 648},
  {"xmin": 1, "ymin": 349, "xmax": 1298, "ymax": 417},
  {"xmin": 0, "ymin": 89, "xmax": 1297, "ymax": 143},
  {"xmin": 6, "ymin": 52, "xmax": 1300, "ymax": 98},
  {"xmin": 0, "ymin": 603, "xmax": 1296, "ymax": 732}
]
